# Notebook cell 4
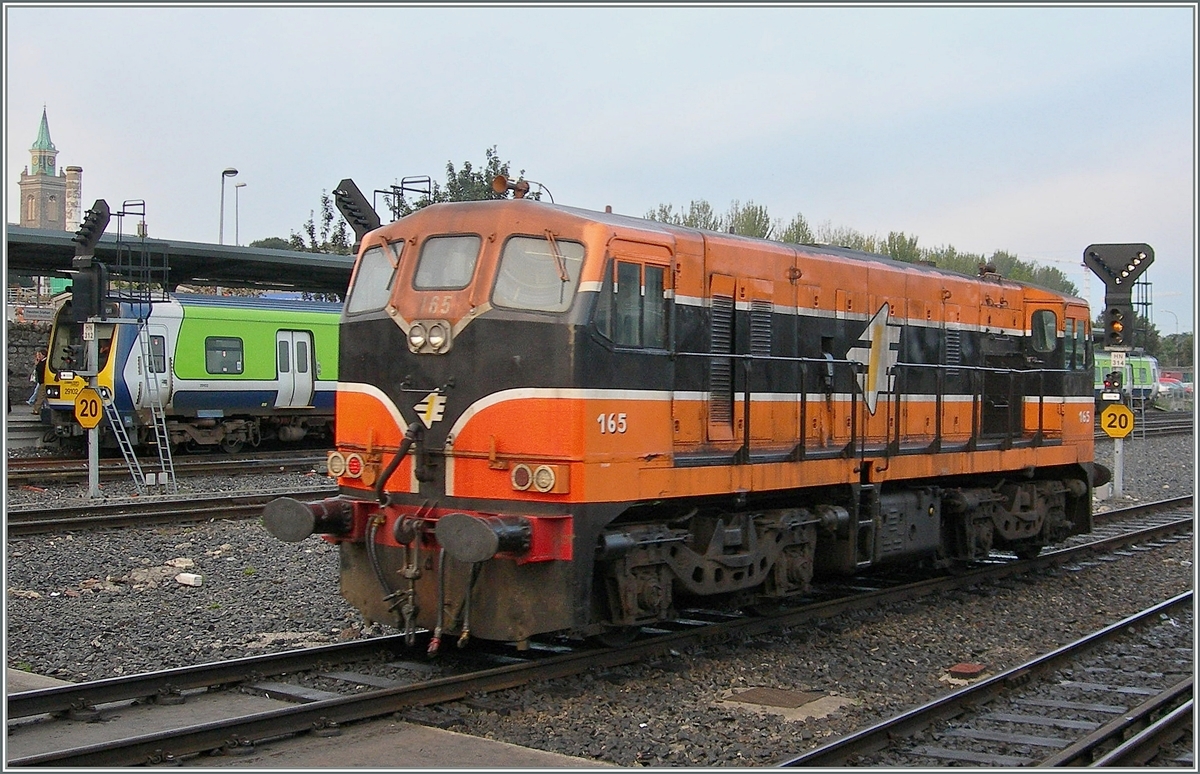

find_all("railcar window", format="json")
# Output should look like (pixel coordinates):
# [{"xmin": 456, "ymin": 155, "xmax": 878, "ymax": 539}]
[
  {"xmin": 593, "ymin": 259, "xmax": 669, "ymax": 348},
  {"xmin": 149, "ymin": 336, "xmax": 166, "ymax": 373},
  {"xmin": 277, "ymin": 341, "xmax": 290, "ymax": 374},
  {"xmin": 614, "ymin": 262, "xmax": 641, "ymax": 346},
  {"xmin": 1031, "ymin": 310, "xmax": 1057, "ymax": 353},
  {"xmin": 1076, "ymin": 321, "xmax": 1090, "ymax": 370},
  {"xmin": 415, "ymin": 235, "xmax": 481, "ymax": 290},
  {"xmin": 492, "ymin": 235, "xmax": 584, "ymax": 312},
  {"xmin": 205, "ymin": 337, "xmax": 244, "ymax": 375},
  {"xmin": 644, "ymin": 265, "xmax": 667, "ymax": 349},
  {"xmin": 296, "ymin": 340, "xmax": 309, "ymax": 373},
  {"xmin": 1064, "ymin": 319, "xmax": 1077, "ymax": 368},
  {"xmin": 346, "ymin": 243, "xmax": 402, "ymax": 314}
]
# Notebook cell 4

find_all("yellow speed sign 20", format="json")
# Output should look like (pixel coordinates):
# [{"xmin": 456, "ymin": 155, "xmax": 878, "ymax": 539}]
[
  {"xmin": 1100, "ymin": 403, "xmax": 1134, "ymax": 439},
  {"xmin": 73, "ymin": 387, "xmax": 104, "ymax": 430}
]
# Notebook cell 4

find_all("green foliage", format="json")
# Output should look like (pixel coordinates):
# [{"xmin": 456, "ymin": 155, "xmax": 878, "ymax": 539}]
[
  {"xmin": 1157, "ymin": 333, "xmax": 1194, "ymax": 367},
  {"xmin": 249, "ymin": 237, "xmax": 292, "ymax": 251},
  {"xmin": 384, "ymin": 146, "xmax": 533, "ymax": 219},
  {"xmin": 776, "ymin": 212, "xmax": 814, "ymax": 244},
  {"xmin": 290, "ymin": 191, "xmax": 351, "ymax": 256}
]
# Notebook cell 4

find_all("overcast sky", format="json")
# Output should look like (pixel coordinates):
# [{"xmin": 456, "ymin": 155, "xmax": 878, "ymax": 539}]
[{"xmin": 5, "ymin": 4, "xmax": 1196, "ymax": 331}]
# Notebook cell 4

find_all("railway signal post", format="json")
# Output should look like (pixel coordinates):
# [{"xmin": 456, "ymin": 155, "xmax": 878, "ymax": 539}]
[
  {"xmin": 72, "ymin": 201, "xmax": 111, "ymax": 498},
  {"xmin": 1084, "ymin": 243, "xmax": 1153, "ymax": 500}
]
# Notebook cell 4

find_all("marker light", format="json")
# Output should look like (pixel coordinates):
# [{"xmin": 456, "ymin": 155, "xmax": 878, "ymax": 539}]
[
  {"xmin": 511, "ymin": 463, "xmax": 532, "ymax": 491},
  {"xmin": 345, "ymin": 453, "xmax": 364, "ymax": 479},
  {"xmin": 327, "ymin": 451, "xmax": 347, "ymax": 477},
  {"xmin": 533, "ymin": 465, "xmax": 556, "ymax": 493}
]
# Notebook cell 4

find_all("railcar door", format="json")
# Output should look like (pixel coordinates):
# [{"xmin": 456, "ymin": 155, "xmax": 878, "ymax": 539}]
[
  {"xmin": 131, "ymin": 324, "xmax": 172, "ymax": 408},
  {"xmin": 274, "ymin": 331, "xmax": 314, "ymax": 408}
]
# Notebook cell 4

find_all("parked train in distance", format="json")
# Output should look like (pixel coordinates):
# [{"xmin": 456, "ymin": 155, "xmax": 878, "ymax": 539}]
[
  {"xmin": 264, "ymin": 184, "xmax": 1105, "ymax": 649},
  {"xmin": 40, "ymin": 293, "xmax": 340, "ymax": 452},
  {"xmin": 1093, "ymin": 350, "xmax": 1160, "ymax": 407}
]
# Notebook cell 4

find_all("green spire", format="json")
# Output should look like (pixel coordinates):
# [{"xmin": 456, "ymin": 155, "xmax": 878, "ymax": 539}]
[
  {"xmin": 32, "ymin": 107, "xmax": 56, "ymax": 152},
  {"xmin": 30, "ymin": 107, "xmax": 57, "ymax": 176}
]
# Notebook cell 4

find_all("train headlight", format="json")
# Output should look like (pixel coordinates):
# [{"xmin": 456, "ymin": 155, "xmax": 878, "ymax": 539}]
[
  {"xmin": 533, "ymin": 465, "xmax": 556, "ymax": 493},
  {"xmin": 344, "ymin": 453, "xmax": 364, "ymax": 479},
  {"xmin": 428, "ymin": 321, "xmax": 449, "ymax": 351},
  {"xmin": 326, "ymin": 451, "xmax": 347, "ymax": 477},
  {"xmin": 511, "ymin": 463, "xmax": 533, "ymax": 491},
  {"xmin": 408, "ymin": 323, "xmax": 427, "ymax": 352}
]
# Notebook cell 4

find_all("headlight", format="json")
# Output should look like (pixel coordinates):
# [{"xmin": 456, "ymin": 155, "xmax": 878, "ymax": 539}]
[
  {"xmin": 533, "ymin": 465, "xmax": 556, "ymax": 493},
  {"xmin": 326, "ymin": 451, "xmax": 347, "ymax": 477},
  {"xmin": 408, "ymin": 323, "xmax": 427, "ymax": 350},
  {"xmin": 428, "ymin": 322, "xmax": 448, "ymax": 351}
]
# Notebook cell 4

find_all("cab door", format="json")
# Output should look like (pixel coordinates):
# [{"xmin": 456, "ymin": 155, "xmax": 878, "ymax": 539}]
[{"xmin": 275, "ymin": 331, "xmax": 314, "ymax": 408}]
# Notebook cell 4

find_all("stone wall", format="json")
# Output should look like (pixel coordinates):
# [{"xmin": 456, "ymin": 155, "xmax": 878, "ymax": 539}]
[{"xmin": 7, "ymin": 320, "xmax": 52, "ymax": 412}]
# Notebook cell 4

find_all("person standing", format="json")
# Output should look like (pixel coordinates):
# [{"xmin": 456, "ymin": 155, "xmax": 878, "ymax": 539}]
[{"xmin": 27, "ymin": 349, "xmax": 47, "ymax": 413}]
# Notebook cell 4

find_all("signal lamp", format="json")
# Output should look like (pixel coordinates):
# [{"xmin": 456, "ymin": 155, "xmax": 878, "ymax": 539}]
[
  {"xmin": 345, "ymin": 453, "xmax": 364, "ymax": 479},
  {"xmin": 511, "ymin": 463, "xmax": 533, "ymax": 491}
]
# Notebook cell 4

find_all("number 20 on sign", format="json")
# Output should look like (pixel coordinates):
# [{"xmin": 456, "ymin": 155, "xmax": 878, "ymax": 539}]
[
  {"xmin": 73, "ymin": 387, "xmax": 103, "ymax": 430},
  {"xmin": 1100, "ymin": 403, "xmax": 1134, "ymax": 439}
]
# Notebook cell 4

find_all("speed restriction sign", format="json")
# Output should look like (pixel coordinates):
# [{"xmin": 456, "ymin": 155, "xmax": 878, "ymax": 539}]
[
  {"xmin": 73, "ymin": 387, "xmax": 104, "ymax": 430},
  {"xmin": 1100, "ymin": 403, "xmax": 1134, "ymax": 438}
]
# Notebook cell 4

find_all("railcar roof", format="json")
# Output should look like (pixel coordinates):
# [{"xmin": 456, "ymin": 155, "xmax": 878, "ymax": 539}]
[
  {"xmin": 422, "ymin": 199, "xmax": 1080, "ymax": 302},
  {"xmin": 168, "ymin": 292, "xmax": 343, "ymax": 313}
]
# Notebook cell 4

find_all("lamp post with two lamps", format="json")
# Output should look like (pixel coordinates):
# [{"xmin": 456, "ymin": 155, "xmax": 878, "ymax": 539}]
[
  {"xmin": 219, "ymin": 167, "xmax": 238, "ymax": 244},
  {"xmin": 234, "ymin": 182, "xmax": 246, "ymax": 246}
]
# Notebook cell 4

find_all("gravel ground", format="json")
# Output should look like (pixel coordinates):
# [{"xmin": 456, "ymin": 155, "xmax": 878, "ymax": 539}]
[{"xmin": 4, "ymin": 432, "xmax": 1195, "ymax": 766}]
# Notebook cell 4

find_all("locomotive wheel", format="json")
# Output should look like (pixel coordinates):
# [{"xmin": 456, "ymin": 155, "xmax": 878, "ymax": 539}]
[
  {"xmin": 220, "ymin": 437, "xmax": 245, "ymax": 454},
  {"xmin": 593, "ymin": 626, "xmax": 640, "ymax": 648}
]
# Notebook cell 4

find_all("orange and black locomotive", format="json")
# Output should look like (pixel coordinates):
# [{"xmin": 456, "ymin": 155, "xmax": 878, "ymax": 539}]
[{"xmin": 265, "ymin": 184, "xmax": 1101, "ymax": 648}]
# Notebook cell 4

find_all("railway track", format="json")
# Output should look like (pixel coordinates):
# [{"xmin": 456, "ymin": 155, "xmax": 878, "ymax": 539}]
[
  {"xmin": 1094, "ymin": 411, "xmax": 1193, "ymax": 441},
  {"xmin": 6, "ymin": 451, "xmax": 328, "ymax": 486},
  {"xmin": 7, "ymin": 498, "xmax": 1191, "ymax": 767},
  {"xmin": 777, "ymin": 593, "xmax": 1193, "ymax": 767},
  {"xmin": 4, "ymin": 486, "xmax": 338, "ymax": 535}
]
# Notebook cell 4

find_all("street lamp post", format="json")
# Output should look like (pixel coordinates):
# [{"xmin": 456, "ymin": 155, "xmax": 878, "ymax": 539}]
[
  {"xmin": 219, "ymin": 167, "xmax": 238, "ymax": 244},
  {"xmin": 234, "ymin": 182, "xmax": 246, "ymax": 246},
  {"xmin": 1162, "ymin": 310, "xmax": 1179, "ymax": 336}
]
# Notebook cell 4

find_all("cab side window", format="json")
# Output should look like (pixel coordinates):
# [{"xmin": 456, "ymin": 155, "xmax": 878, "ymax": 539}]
[
  {"xmin": 1030, "ymin": 310, "xmax": 1057, "ymax": 354},
  {"xmin": 594, "ymin": 259, "xmax": 668, "ymax": 349}
]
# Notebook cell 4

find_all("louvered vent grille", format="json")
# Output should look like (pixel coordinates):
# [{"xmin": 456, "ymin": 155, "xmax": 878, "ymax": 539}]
[{"xmin": 709, "ymin": 295, "xmax": 734, "ymax": 425}]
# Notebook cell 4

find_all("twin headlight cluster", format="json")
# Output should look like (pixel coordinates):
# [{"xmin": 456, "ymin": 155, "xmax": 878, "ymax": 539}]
[
  {"xmin": 510, "ymin": 463, "xmax": 563, "ymax": 493},
  {"xmin": 327, "ymin": 451, "xmax": 365, "ymax": 479},
  {"xmin": 408, "ymin": 320, "xmax": 452, "ymax": 354}
]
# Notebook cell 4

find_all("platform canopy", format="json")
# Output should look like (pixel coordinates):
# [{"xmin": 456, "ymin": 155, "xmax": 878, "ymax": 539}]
[{"xmin": 5, "ymin": 225, "xmax": 355, "ymax": 297}]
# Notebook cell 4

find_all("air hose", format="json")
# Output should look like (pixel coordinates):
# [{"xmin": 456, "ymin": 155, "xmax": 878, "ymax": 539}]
[{"xmin": 375, "ymin": 421, "xmax": 424, "ymax": 505}]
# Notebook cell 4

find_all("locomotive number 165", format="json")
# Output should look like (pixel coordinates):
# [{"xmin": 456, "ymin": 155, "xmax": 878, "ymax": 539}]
[{"xmin": 597, "ymin": 412, "xmax": 628, "ymax": 434}]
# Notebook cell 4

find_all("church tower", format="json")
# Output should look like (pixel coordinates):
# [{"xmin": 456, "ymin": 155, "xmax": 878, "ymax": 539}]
[{"xmin": 18, "ymin": 108, "xmax": 82, "ymax": 230}]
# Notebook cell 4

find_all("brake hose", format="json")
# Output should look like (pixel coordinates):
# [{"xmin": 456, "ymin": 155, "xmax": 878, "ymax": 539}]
[{"xmin": 375, "ymin": 421, "xmax": 424, "ymax": 505}]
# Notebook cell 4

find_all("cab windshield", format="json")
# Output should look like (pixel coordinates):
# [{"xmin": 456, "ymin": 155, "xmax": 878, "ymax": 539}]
[
  {"xmin": 492, "ymin": 235, "xmax": 585, "ymax": 312},
  {"xmin": 346, "ymin": 241, "xmax": 402, "ymax": 314},
  {"xmin": 48, "ymin": 317, "xmax": 115, "ymax": 372}
]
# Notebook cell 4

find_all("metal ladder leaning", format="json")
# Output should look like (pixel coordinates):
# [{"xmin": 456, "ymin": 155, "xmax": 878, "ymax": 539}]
[
  {"xmin": 136, "ymin": 319, "xmax": 177, "ymax": 493},
  {"xmin": 101, "ymin": 387, "xmax": 147, "ymax": 495}
]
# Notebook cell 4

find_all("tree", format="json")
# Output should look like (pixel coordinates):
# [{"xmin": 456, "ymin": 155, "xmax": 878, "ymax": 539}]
[
  {"xmin": 290, "ymin": 191, "xmax": 351, "ymax": 255},
  {"xmin": 725, "ymin": 200, "xmax": 773, "ymax": 238},
  {"xmin": 249, "ymin": 237, "xmax": 292, "ymax": 251},
  {"xmin": 384, "ymin": 146, "xmax": 532, "ymax": 220},
  {"xmin": 776, "ymin": 212, "xmax": 814, "ymax": 244}
]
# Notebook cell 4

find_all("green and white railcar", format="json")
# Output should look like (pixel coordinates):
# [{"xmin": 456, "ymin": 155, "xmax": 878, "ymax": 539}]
[{"xmin": 43, "ymin": 293, "xmax": 341, "ymax": 452}]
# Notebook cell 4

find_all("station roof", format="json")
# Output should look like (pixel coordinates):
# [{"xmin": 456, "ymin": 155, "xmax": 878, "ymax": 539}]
[{"xmin": 5, "ymin": 225, "xmax": 355, "ymax": 296}]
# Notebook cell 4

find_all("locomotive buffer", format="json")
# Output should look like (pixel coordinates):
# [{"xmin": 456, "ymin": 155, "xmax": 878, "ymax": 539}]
[{"xmin": 1085, "ymin": 243, "xmax": 1152, "ymax": 497}]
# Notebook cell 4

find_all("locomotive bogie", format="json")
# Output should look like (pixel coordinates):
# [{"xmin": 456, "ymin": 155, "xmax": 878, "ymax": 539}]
[{"xmin": 270, "ymin": 196, "xmax": 1099, "ymax": 645}]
